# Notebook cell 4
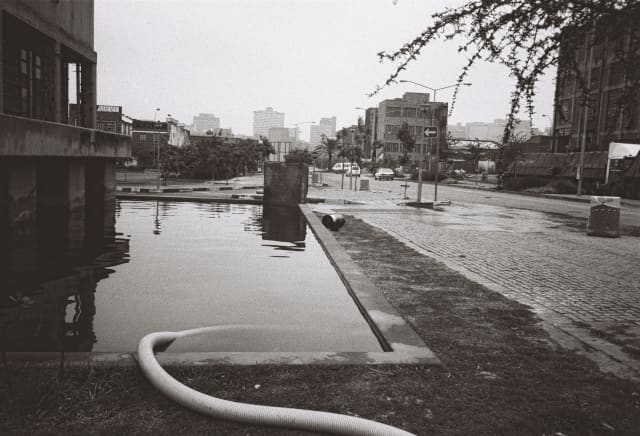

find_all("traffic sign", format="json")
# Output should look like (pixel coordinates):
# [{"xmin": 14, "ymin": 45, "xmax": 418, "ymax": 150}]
[{"xmin": 424, "ymin": 127, "xmax": 438, "ymax": 137}]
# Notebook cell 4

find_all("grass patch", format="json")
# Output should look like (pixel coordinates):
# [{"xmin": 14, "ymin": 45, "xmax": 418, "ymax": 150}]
[{"xmin": 2, "ymin": 217, "xmax": 640, "ymax": 435}]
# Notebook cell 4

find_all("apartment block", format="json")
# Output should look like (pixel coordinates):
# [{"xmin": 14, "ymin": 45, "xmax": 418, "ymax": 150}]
[
  {"xmin": 253, "ymin": 107, "xmax": 284, "ymax": 139},
  {"xmin": 376, "ymin": 92, "xmax": 448, "ymax": 170}
]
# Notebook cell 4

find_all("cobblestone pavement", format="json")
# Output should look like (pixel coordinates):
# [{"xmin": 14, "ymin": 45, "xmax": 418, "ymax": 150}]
[{"xmin": 310, "ymin": 172, "xmax": 640, "ymax": 376}]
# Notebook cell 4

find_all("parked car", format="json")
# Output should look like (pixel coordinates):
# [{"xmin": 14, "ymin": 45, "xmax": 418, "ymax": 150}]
[
  {"xmin": 346, "ymin": 164, "xmax": 361, "ymax": 177},
  {"xmin": 394, "ymin": 167, "xmax": 406, "ymax": 177},
  {"xmin": 374, "ymin": 168, "xmax": 395, "ymax": 181},
  {"xmin": 332, "ymin": 162, "xmax": 348, "ymax": 173}
]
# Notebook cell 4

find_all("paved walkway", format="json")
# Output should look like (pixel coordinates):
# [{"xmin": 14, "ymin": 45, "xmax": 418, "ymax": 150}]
[{"xmin": 309, "ymin": 173, "xmax": 640, "ymax": 378}]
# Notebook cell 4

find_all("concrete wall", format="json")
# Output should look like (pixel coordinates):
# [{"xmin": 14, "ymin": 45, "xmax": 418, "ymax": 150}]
[
  {"xmin": 263, "ymin": 162, "xmax": 309, "ymax": 205},
  {"xmin": 0, "ymin": 114, "xmax": 131, "ymax": 158},
  {"xmin": 1, "ymin": 0, "xmax": 95, "ymax": 61},
  {"xmin": 0, "ymin": 157, "xmax": 118, "ymax": 273}
]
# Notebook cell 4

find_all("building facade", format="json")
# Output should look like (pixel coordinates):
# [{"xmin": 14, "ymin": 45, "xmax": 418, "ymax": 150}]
[
  {"xmin": 449, "ymin": 119, "xmax": 533, "ymax": 142},
  {"xmin": 552, "ymin": 23, "xmax": 640, "ymax": 153},
  {"xmin": 130, "ymin": 117, "xmax": 189, "ymax": 168},
  {"xmin": 309, "ymin": 116, "xmax": 337, "ymax": 146},
  {"xmin": 191, "ymin": 113, "xmax": 220, "ymax": 134},
  {"xmin": 253, "ymin": 107, "xmax": 284, "ymax": 139},
  {"xmin": 376, "ymin": 92, "xmax": 448, "ymax": 171},
  {"xmin": 0, "ymin": 0, "xmax": 130, "ymax": 349},
  {"xmin": 362, "ymin": 107, "xmax": 378, "ymax": 160},
  {"xmin": 267, "ymin": 127, "xmax": 292, "ymax": 162},
  {"xmin": 70, "ymin": 104, "xmax": 132, "ymax": 136}
]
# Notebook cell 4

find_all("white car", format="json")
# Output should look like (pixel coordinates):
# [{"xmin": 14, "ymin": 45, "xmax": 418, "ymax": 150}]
[
  {"xmin": 332, "ymin": 162, "xmax": 348, "ymax": 173},
  {"xmin": 345, "ymin": 164, "xmax": 361, "ymax": 177},
  {"xmin": 374, "ymin": 168, "xmax": 395, "ymax": 180}
]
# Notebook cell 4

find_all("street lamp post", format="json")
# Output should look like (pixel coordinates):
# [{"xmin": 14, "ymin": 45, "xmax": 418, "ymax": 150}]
[
  {"xmin": 399, "ymin": 80, "xmax": 471, "ymax": 203},
  {"xmin": 154, "ymin": 108, "xmax": 160, "ymax": 190}
]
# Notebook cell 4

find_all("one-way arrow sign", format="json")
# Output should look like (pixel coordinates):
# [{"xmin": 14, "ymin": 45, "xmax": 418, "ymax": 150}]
[{"xmin": 424, "ymin": 127, "xmax": 438, "ymax": 137}]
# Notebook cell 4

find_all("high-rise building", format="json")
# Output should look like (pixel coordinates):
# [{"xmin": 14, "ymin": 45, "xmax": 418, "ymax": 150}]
[
  {"xmin": 253, "ymin": 107, "xmax": 285, "ymax": 138},
  {"xmin": 310, "ymin": 116, "xmax": 337, "ymax": 146},
  {"xmin": 192, "ymin": 113, "xmax": 220, "ymax": 134}
]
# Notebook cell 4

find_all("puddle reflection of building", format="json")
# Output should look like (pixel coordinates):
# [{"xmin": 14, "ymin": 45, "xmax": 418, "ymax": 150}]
[
  {"xmin": 261, "ymin": 205, "xmax": 307, "ymax": 248},
  {"xmin": 0, "ymin": 234, "xmax": 130, "ymax": 352}
]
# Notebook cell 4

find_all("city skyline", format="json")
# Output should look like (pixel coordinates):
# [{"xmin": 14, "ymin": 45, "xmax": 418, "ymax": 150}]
[{"xmin": 94, "ymin": 1, "xmax": 554, "ymax": 141}]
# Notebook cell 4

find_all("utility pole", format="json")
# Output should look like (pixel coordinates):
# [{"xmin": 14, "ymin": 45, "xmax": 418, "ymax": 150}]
[{"xmin": 154, "ymin": 108, "xmax": 160, "ymax": 190}]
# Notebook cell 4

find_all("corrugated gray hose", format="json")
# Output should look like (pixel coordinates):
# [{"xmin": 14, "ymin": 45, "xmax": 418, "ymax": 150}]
[{"xmin": 137, "ymin": 325, "xmax": 415, "ymax": 436}]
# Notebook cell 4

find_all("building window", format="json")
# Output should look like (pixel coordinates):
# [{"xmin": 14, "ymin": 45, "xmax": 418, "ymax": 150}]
[
  {"xmin": 605, "ymin": 90, "xmax": 622, "ymax": 130},
  {"xmin": 590, "ymin": 66, "xmax": 601, "ymax": 89},
  {"xmin": 384, "ymin": 125, "xmax": 401, "ymax": 139},
  {"xmin": 20, "ymin": 49, "xmax": 28, "ymax": 74},
  {"xmin": 403, "ymin": 107, "xmax": 417, "ymax": 118},
  {"xmin": 386, "ymin": 106, "xmax": 401, "ymax": 117},
  {"xmin": 609, "ymin": 62, "xmax": 624, "ymax": 86},
  {"xmin": 139, "ymin": 134, "xmax": 147, "ymax": 144},
  {"xmin": 418, "ymin": 106, "xmax": 432, "ymax": 120},
  {"xmin": 560, "ymin": 74, "xmax": 575, "ymax": 97}
]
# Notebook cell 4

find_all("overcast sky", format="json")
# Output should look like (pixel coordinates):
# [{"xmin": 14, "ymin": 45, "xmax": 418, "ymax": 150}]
[{"xmin": 95, "ymin": 0, "xmax": 555, "ymax": 140}]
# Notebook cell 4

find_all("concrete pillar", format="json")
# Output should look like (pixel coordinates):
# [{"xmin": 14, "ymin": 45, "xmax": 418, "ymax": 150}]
[
  {"xmin": 84, "ymin": 159, "xmax": 116, "ymax": 243},
  {"xmin": 84, "ymin": 159, "xmax": 105, "ymax": 246},
  {"xmin": 83, "ymin": 62, "xmax": 97, "ymax": 128},
  {"xmin": 263, "ymin": 162, "xmax": 309, "ymax": 205},
  {"xmin": 7, "ymin": 159, "xmax": 38, "ymax": 272},
  {"xmin": 103, "ymin": 160, "xmax": 116, "ymax": 237},
  {"xmin": 0, "ymin": 9, "xmax": 4, "ymax": 114},
  {"xmin": 37, "ymin": 159, "xmax": 68, "ymax": 260},
  {"xmin": 0, "ymin": 160, "xmax": 9, "ymax": 275},
  {"xmin": 53, "ymin": 41, "xmax": 62, "ymax": 123},
  {"xmin": 67, "ymin": 159, "xmax": 86, "ymax": 249}
]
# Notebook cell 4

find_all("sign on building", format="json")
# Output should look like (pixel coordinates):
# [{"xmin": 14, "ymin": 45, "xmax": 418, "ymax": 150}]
[{"xmin": 424, "ymin": 127, "xmax": 438, "ymax": 137}]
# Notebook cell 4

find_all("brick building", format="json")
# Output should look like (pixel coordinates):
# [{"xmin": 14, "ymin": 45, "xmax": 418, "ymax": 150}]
[
  {"xmin": 552, "ymin": 22, "xmax": 640, "ymax": 153},
  {"xmin": 70, "ymin": 104, "xmax": 132, "ymax": 136}
]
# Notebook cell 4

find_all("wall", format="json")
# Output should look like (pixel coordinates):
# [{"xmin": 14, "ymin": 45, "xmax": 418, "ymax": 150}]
[
  {"xmin": 1, "ymin": 0, "xmax": 95, "ymax": 61},
  {"xmin": 0, "ymin": 114, "xmax": 130, "ymax": 158},
  {"xmin": 263, "ymin": 162, "xmax": 308, "ymax": 205}
]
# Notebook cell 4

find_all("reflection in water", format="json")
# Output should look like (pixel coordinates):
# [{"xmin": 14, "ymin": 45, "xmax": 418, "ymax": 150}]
[
  {"xmin": 0, "ymin": 203, "xmax": 305, "ymax": 351},
  {"xmin": 261, "ymin": 205, "xmax": 306, "ymax": 245},
  {"xmin": 1, "ymin": 227, "xmax": 129, "ymax": 352},
  {"xmin": 2, "ymin": 201, "xmax": 381, "ymax": 352}
]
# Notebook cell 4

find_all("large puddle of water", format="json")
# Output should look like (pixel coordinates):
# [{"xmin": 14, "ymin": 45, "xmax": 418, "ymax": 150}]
[{"xmin": 1, "ymin": 200, "xmax": 382, "ymax": 353}]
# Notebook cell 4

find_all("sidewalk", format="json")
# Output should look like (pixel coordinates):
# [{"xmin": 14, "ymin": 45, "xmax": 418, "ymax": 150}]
[
  {"xmin": 444, "ymin": 178, "xmax": 640, "ymax": 208},
  {"xmin": 307, "ymin": 173, "xmax": 640, "ymax": 380}
]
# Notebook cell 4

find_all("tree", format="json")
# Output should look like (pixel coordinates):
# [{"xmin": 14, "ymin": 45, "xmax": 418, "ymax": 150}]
[
  {"xmin": 258, "ymin": 136, "xmax": 275, "ymax": 162},
  {"xmin": 338, "ymin": 144, "xmax": 363, "ymax": 166},
  {"xmin": 284, "ymin": 149, "xmax": 314, "ymax": 165},
  {"xmin": 160, "ymin": 145, "xmax": 186, "ymax": 184},
  {"xmin": 319, "ymin": 134, "xmax": 339, "ymax": 170},
  {"xmin": 396, "ymin": 122, "xmax": 416, "ymax": 167},
  {"xmin": 374, "ymin": 1, "xmax": 640, "ymax": 142},
  {"xmin": 465, "ymin": 139, "xmax": 484, "ymax": 173}
]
